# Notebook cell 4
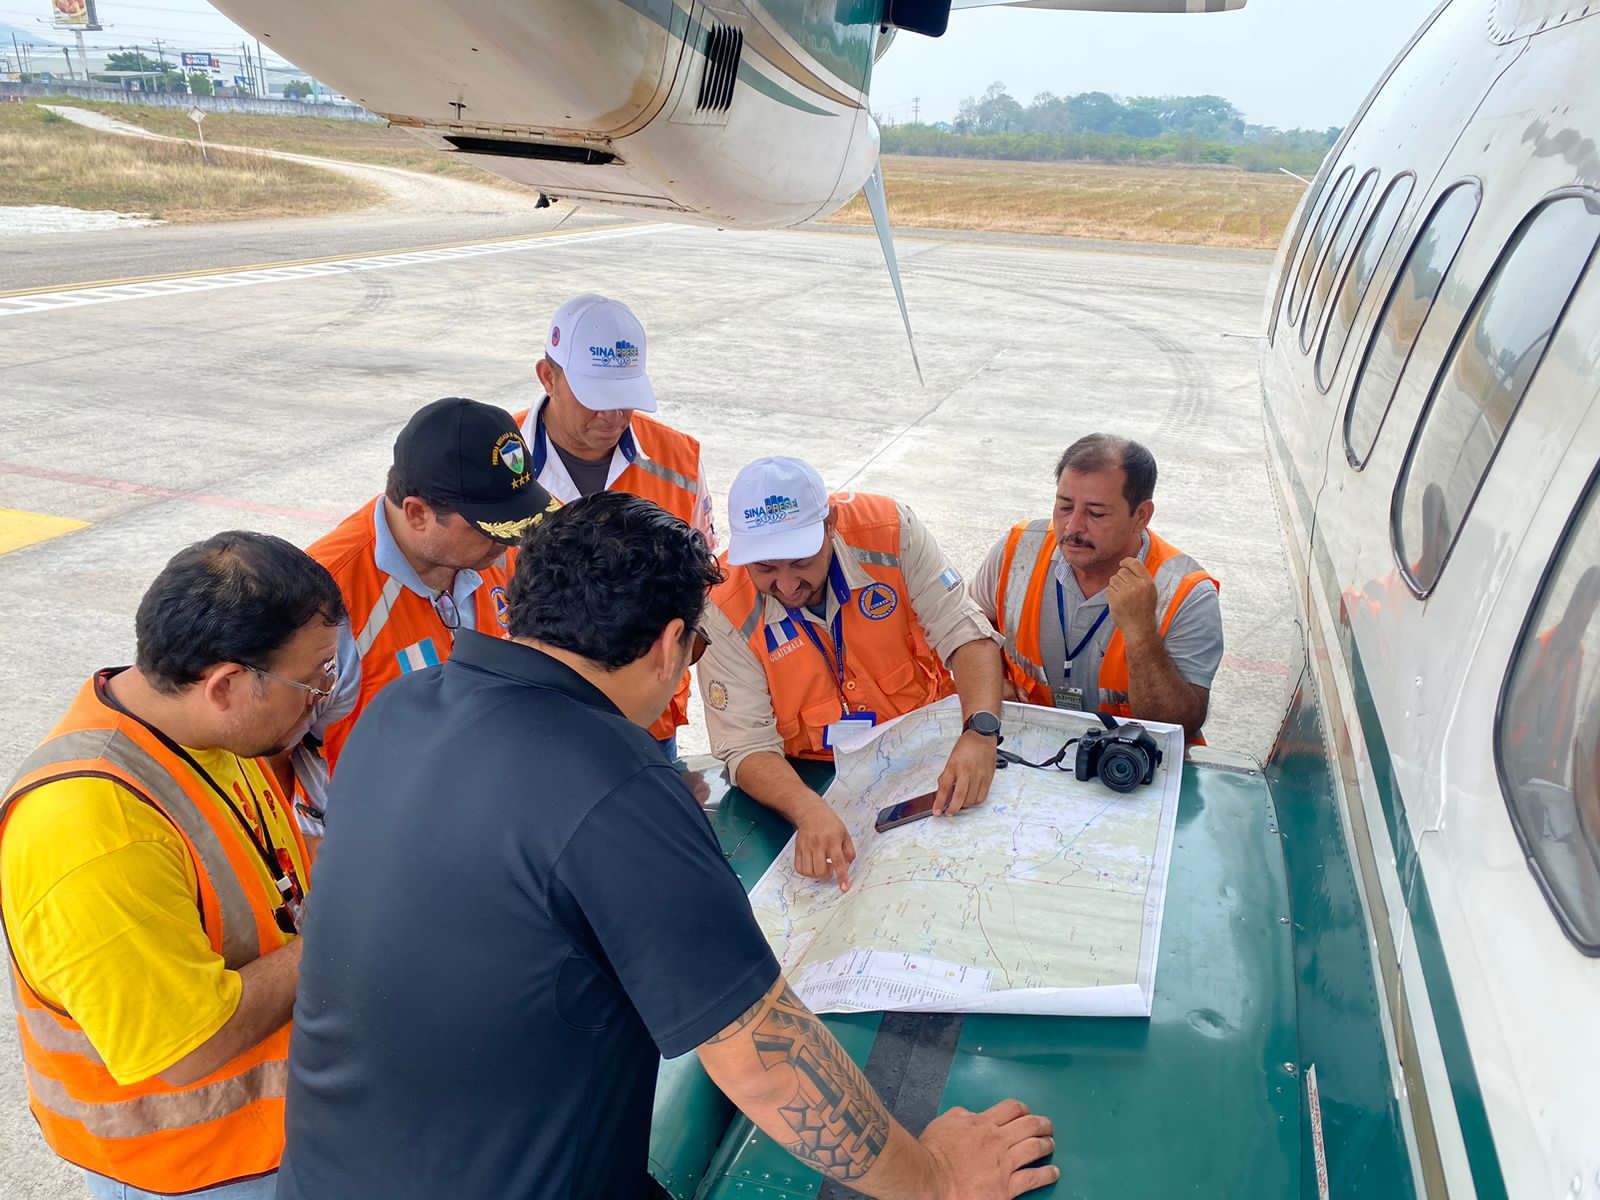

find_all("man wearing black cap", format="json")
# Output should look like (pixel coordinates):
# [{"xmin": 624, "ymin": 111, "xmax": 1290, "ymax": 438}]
[{"xmin": 285, "ymin": 398, "xmax": 556, "ymax": 835}]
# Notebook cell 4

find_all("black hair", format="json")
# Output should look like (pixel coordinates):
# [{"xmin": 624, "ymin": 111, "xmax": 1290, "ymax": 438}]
[
  {"xmin": 383, "ymin": 464, "xmax": 456, "ymax": 517},
  {"xmin": 1055, "ymin": 433, "xmax": 1158, "ymax": 510},
  {"xmin": 135, "ymin": 531, "xmax": 348, "ymax": 694},
  {"xmin": 507, "ymin": 492, "xmax": 723, "ymax": 669}
]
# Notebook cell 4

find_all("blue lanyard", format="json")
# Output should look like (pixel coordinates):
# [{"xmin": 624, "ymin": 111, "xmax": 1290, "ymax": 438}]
[
  {"xmin": 788, "ymin": 558, "xmax": 853, "ymax": 693},
  {"xmin": 530, "ymin": 398, "xmax": 636, "ymax": 476},
  {"xmin": 1055, "ymin": 580, "xmax": 1110, "ymax": 683}
]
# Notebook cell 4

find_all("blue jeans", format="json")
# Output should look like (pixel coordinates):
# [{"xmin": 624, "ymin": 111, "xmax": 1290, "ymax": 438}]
[{"xmin": 84, "ymin": 1170, "xmax": 277, "ymax": 1199}]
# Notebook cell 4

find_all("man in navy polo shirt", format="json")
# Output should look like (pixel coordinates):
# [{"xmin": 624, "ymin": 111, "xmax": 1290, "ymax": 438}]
[{"xmin": 278, "ymin": 493, "xmax": 1059, "ymax": 1200}]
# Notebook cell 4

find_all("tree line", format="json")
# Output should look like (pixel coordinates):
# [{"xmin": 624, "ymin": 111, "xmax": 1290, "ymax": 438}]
[{"xmin": 882, "ymin": 85, "xmax": 1337, "ymax": 173}]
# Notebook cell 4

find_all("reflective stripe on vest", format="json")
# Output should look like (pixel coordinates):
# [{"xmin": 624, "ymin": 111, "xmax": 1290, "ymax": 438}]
[
  {"xmin": 736, "ymin": 603, "xmax": 764, "ymax": 645},
  {"xmin": 512, "ymin": 408, "xmax": 702, "ymax": 742},
  {"xmin": 617, "ymin": 416, "xmax": 703, "ymax": 740},
  {"xmin": 9, "ymin": 980, "xmax": 102, "ymax": 1062},
  {"xmin": 855, "ymin": 547, "xmax": 901, "ymax": 570},
  {"xmin": 632, "ymin": 453, "xmax": 696, "ymax": 494},
  {"xmin": 6, "ymin": 728, "xmax": 260, "ymax": 969},
  {"xmin": 712, "ymin": 493, "xmax": 953, "ymax": 759},
  {"xmin": 996, "ymin": 520, "xmax": 1053, "ymax": 689},
  {"xmin": 997, "ymin": 525, "xmax": 1216, "ymax": 729},
  {"xmin": 310, "ymin": 503, "xmax": 511, "ymax": 773},
  {"xmin": 22, "ymin": 1057, "xmax": 286, "ymax": 1139},
  {"xmin": 1, "ymin": 677, "xmax": 293, "ymax": 1192},
  {"xmin": 353, "ymin": 575, "xmax": 406, "ymax": 658}
]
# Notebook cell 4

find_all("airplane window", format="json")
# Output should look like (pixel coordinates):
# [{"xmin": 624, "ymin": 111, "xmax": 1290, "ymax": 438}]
[
  {"xmin": 1497, "ymin": 470, "xmax": 1600, "ymax": 953},
  {"xmin": 1299, "ymin": 170, "xmax": 1378, "ymax": 354},
  {"xmin": 1286, "ymin": 166, "xmax": 1356, "ymax": 329},
  {"xmin": 1393, "ymin": 193, "xmax": 1600, "ymax": 594},
  {"xmin": 1317, "ymin": 174, "xmax": 1415, "ymax": 391},
  {"xmin": 1343, "ymin": 182, "xmax": 1481, "ymax": 468}
]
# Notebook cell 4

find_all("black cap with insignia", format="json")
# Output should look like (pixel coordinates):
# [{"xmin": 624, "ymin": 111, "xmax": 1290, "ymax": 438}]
[{"xmin": 392, "ymin": 398, "xmax": 558, "ymax": 545}]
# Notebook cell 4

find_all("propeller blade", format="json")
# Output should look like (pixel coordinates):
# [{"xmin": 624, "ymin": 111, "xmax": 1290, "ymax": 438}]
[{"xmin": 863, "ymin": 163, "xmax": 923, "ymax": 385}]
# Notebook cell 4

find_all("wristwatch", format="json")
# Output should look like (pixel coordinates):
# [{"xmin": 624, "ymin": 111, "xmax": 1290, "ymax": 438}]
[{"xmin": 962, "ymin": 710, "xmax": 1003, "ymax": 741}]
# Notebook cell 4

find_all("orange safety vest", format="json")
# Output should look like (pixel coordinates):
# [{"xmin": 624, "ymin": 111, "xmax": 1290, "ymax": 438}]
[
  {"xmin": 711, "ymin": 492, "xmax": 955, "ymax": 760},
  {"xmin": 513, "ymin": 405, "xmax": 704, "ymax": 741},
  {"xmin": 0, "ymin": 673, "xmax": 304, "ymax": 1193},
  {"xmin": 310, "ymin": 499, "xmax": 513, "ymax": 774},
  {"xmin": 994, "ymin": 521, "xmax": 1217, "ymax": 741}
]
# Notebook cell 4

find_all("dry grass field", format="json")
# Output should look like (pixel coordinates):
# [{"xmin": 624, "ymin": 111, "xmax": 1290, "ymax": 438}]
[
  {"xmin": 11, "ymin": 100, "xmax": 1302, "ymax": 244},
  {"xmin": 830, "ymin": 155, "xmax": 1304, "ymax": 249},
  {"xmin": 41, "ymin": 98, "xmax": 534, "ymax": 192},
  {"xmin": 0, "ymin": 104, "xmax": 381, "ymax": 221}
]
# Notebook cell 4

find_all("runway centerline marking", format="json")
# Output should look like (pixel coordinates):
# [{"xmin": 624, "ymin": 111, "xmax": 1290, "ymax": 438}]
[{"xmin": 0, "ymin": 224, "xmax": 669, "ymax": 320}]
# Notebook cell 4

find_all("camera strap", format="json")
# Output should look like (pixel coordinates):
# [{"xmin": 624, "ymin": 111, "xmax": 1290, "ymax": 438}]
[
  {"xmin": 996, "ymin": 714, "xmax": 1121, "ymax": 770},
  {"xmin": 996, "ymin": 739, "xmax": 1080, "ymax": 771}
]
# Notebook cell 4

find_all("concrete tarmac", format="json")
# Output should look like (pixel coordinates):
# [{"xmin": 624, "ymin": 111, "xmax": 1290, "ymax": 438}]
[{"xmin": 0, "ymin": 210, "xmax": 1290, "ymax": 1198}]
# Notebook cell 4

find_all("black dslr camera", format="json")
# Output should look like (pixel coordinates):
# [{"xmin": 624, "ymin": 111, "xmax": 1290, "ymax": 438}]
[{"xmin": 1074, "ymin": 722, "xmax": 1162, "ymax": 793}]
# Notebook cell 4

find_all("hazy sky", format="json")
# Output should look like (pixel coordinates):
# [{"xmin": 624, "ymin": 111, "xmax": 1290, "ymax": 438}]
[
  {"xmin": 873, "ymin": 0, "xmax": 1438, "ymax": 129},
  {"xmin": 2, "ymin": 0, "xmax": 1436, "ymax": 130}
]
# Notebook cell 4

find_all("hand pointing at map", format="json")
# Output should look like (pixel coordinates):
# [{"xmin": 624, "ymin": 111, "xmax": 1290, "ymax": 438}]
[{"xmin": 795, "ymin": 799, "xmax": 856, "ymax": 890}]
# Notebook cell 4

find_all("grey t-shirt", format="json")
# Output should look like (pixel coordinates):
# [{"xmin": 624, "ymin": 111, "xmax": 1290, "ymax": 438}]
[
  {"xmin": 972, "ymin": 531, "xmax": 1223, "ymax": 713},
  {"xmin": 552, "ymin": 441, "xmax": 612, "ymax": 498}
]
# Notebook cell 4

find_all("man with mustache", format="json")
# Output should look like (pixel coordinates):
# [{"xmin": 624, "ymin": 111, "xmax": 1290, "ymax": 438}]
[
  {"xmin": 699, "ymin": 457, "xmax": 1005, "ymax": 890},
  {"xmin": 1, "ymin": 532, "xmax": 344, "ymax": 1199},
  {"xmin": 973, "ymin": 433, "xmax": 1221, "ymax": 742}
]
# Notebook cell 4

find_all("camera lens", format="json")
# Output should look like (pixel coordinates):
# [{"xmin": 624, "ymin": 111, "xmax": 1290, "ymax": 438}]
[{"xmin": 1098, "ymin": 744, "xmax": 1149, "ymax": 793}]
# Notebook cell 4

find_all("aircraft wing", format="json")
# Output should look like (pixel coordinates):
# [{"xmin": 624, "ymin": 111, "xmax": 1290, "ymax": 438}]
[{"xmin": 949, "ymin": 0, "xmax": 1244, "ymax": 11}]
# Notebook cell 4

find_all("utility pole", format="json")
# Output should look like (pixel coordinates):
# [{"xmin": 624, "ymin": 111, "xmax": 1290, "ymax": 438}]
[
  {"xmin": 255, "ymin": 38, "xmax": 266, "ymax": 97},
  {"xmin": 11, "ymin": 33, "xmax": 24, "ymax": 79},
  {"xmin": 62, "ymin": 45, "xmax": 74, "ymax": 80},
  {"xmin": 912, "ymin": 96, "xmax": 920, "ymax": 124}
]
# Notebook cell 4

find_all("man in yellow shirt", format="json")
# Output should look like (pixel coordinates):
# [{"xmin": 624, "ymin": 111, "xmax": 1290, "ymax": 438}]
[{"xmin": 0, "ymin": 530, "xmax": 345, "ymax": 1200}]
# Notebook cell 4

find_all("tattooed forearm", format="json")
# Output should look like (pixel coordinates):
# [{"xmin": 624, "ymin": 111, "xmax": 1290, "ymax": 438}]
[
  {"xmin": 741, "ymin": 983, "xmax": 891, "ymax": 1182},
  {"xmin": 704, "ymin": 991, "xmax": 768, "ymax": 1045}
]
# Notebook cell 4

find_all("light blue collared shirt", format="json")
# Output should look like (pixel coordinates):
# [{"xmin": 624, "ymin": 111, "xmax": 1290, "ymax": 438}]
[{"xmin": 293, "ymin": 499, "xmax": 490, "ymax": 832}]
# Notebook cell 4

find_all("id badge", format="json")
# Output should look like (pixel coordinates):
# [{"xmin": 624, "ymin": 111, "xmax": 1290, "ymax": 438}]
[
  {"xmin": 824, "ymin": 712, "xmax": 877, "ymax": 749},
  {"xmin": 1052, "ymin": 685, "xmax": 1086, "ymax": 711},
  {"xmin": 273, "ymin": 848, "xmax": 306, "ymax": 935}
]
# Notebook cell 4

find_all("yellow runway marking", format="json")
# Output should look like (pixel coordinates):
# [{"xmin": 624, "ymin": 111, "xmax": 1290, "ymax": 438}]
[{"xmin": 0, "ymin": 508, "xmax": 89, "ymax": 555}]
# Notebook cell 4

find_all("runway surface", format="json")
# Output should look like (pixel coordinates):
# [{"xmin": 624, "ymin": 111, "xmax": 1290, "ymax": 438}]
[{"xmin": 0, "ymin": 203, "xmax": 1290, "ymax": 1198}]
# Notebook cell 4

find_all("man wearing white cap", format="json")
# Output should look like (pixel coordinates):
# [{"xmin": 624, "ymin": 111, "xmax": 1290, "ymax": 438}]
[
  {"xmin": 699, "ymin": 458, "xmax": 1006, "ymax": 890},
  {"xmin": 513, "ymin": 294, "xmax": 714, "ymax": 753}
]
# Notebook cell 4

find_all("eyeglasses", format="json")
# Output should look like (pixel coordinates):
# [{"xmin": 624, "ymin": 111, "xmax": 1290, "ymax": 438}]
[
  {"xmin": 690, "ymin": 624, "xmax": 711, "ymax": 666},
  {"xmin": 248, "ymin": 657, "xmax": 338, "ymax": 703},
  {"xmin": 432, "ymin": 591, "xmax": 461, "ymax": 631}
]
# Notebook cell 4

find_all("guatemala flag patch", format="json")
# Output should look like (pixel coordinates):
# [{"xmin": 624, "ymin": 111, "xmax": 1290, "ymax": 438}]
[
  {"xmin": 764, "ymin": 617, "xmax": 802, "ymax": 655},
  {"xmin": 396, "ymin": 638, "xmax": 441, "ymax": 674}
]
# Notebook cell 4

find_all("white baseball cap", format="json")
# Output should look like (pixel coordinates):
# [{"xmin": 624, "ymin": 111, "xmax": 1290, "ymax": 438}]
[
  {"xmin": 544, "ymin": 294, "xmax": 657, "ymax": 413},
  {"xmin": 726, "ymin": 457, "xmax": 831, "ymax": 566}
]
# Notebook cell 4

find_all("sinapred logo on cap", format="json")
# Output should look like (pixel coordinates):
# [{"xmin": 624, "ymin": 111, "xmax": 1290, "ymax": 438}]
[
  {"xmin": 743, "ymin": 494, "xmax": 801, "ymax": 528},
  {"xmin": 589, "ymin": 339, "xmax": 639, "ymax": 370},
  {"xmin": 550, "ymin": 325, "xmax": 561, "ymax": 347},
  {"xmin": 492, "ymin": 433, "xmax": 531, "ymax": 488}
]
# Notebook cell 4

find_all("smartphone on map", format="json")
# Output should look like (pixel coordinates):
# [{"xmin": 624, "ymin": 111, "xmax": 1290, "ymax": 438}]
[{"xmin": 875, "ymin": 790, "xmax": 939, "ymax": 833}]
